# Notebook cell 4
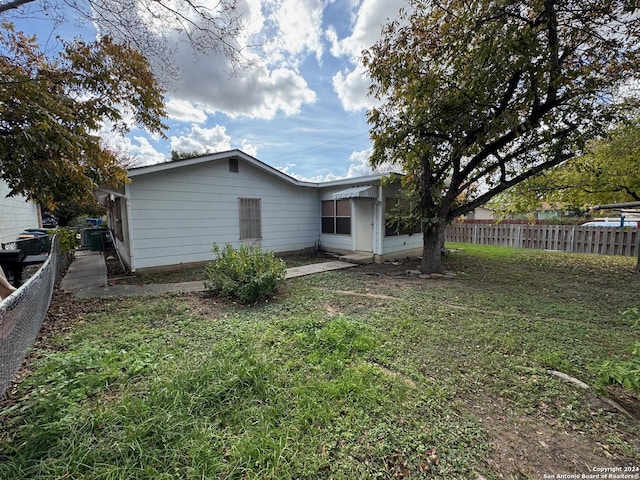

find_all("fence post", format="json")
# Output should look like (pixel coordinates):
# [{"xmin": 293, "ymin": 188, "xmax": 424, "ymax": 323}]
[
  {"xmin": 569, "ymin": 226, "xmax": 575, "ymax": 253},
  {"xmin": 635, "ymin": 230, "xmax": 640, "ymax": 272}
]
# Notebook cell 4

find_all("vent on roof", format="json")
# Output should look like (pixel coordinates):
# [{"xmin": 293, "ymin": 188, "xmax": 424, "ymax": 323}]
[{"xmin": 229, "ymin": 158, "xmax": 239, "ymax": 173}]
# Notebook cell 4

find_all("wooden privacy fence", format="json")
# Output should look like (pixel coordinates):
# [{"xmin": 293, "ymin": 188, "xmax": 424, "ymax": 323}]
[{"xmin": 446, "ymin": 223, "xmax": 639, "ymax": 257}]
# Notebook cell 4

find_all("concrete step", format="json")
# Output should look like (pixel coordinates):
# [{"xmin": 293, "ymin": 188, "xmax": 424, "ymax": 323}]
[{"xmin": 339, "ymin": 253, "xmax": 374, "ymax": 265}]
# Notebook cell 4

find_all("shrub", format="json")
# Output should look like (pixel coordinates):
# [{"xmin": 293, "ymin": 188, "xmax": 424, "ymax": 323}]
[
  {"xmin": 597, "ymin": 309, "xmax": 640, "ymax": 394},
  {"xmin": 204, "ymin": 243, "xmax": 286, "ymax": 304},
  {"xmin": 50, "ymin": 227, "xmax": 79, "ymax": 254}
]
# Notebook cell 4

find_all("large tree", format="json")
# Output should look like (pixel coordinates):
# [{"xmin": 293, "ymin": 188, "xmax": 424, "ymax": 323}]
[
  {"xmin": 364, "ymin": 0, "xmax": 640, "ymax": 273},
  {"xmin": 0, "ymin": 0, "xmax": 245, "ymax": 210},
  {"xmin": 0, "ymin": 23, "xmax": 167, "ymax": 208},
  {"xmin": 490, "ymin": 119, "xmax": 640, "ymax": 215}
]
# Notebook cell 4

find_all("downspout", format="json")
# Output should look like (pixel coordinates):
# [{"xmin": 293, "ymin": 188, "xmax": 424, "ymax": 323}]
[
  {"xmin": 374, "ymin": 184, "xmax": 383, "ymax": 258},
  {"xmin": 124, "ymin": 183, "xmax": 137, "ymax": 273}
]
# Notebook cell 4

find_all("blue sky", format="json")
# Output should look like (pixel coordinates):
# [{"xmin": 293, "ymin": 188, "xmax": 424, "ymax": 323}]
[{"xmin": 8, "ymin": 0, "xmax": 409, "ymax": 181}]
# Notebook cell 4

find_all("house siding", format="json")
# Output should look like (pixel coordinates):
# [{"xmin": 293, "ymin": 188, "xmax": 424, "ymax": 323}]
[
  {"xmin": 128, "ymin": 160, "xmax": 319, "ymax": 271},
  {"xmin": 382, "ymin": 232, "xmax": 423, "ymax": 257},
  {"xmin": 0, "ymin": 180, "xmax": 39, "ymax": 243}
]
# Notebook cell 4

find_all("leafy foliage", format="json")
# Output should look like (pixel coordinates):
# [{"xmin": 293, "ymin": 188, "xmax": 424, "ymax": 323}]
[
  {"xmin": 0, "ymin": 23, "xmax": 167, "ymax": 209},
  {"xmin": 598, "ymin": 309, "xmax": 640, "ymax": 394},
  {"xmin": 204, "ymin": 243, "xmax": 286, "ymax": 304},
  {"xmin": 364, "ymin": 0, "xmax": 640, "ymax": 273},
  {"xmin": 50, "ymin": 228, "xmax": 79, "ymax": 254},
  {"xmin": 491, "ymin": 119, "xmax": 640, "ymax": 215},
  {"xmin": 171, "ymin": 149, "xmax": 208, "ymax": 160}
]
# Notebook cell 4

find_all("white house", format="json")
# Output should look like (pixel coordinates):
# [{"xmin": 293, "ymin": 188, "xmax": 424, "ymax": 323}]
[
  {"xmin": 464, "ymin": 206, "xmax": 495, "ymax": 221},
  {"xmin": 0, "ymin": 180, "xmax": 41, "ymax": 244},
  {"xmin": 100, "ymin": 150, "xmax": 422, "ymax": 273}
]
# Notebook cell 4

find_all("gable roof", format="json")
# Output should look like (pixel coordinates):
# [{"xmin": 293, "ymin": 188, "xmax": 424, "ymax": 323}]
[
  {"xmin": 126, "ymin": 149, "xmax": 393, "ymax": 188},
  {"xmin": 127, "ymin": 149, "xmax": 315, "ymax": 186}
]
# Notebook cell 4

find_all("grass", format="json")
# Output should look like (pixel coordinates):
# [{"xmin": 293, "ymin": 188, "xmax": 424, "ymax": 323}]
[{"xmin": 1, "ymin": 243, "xmax": 639, "ymax": 479}]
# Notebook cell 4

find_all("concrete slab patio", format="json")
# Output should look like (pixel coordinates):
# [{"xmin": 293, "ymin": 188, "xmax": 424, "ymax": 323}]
[{"xmin": 61, "ymin": 253, "xmax": 358, "ymax": 298}]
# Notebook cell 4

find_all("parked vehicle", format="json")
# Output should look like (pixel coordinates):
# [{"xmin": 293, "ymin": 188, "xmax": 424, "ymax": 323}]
[
  {"xmin": 42, "ymin": 214, "xmax": 58, "ymax": 229},
  {"xmin": 581, "ymin": 219, "xmax": 640, "ymax": 228}
]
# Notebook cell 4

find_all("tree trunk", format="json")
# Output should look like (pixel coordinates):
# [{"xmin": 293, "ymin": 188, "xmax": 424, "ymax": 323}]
[{"xmin": 421, "ymin": 222, "xmax": 446, "ymax": 274}]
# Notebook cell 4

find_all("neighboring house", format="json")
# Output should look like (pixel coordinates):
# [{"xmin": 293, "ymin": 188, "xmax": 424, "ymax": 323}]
[
  {"xmin": 99, "ymin": 150, "xmax": 422, "ymax": 273},
  {"xmin": 464, "ymin": 206, "xmax": 495, "ymax": 221},
  {"xmin": 0, "ymin": 179, "xmax": 41, "ymax": 243}
]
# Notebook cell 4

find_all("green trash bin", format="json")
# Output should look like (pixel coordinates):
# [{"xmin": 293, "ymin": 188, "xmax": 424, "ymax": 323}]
[{"xmin": 89, "ymin": 232, "xmax": 103, "ymax": 251}]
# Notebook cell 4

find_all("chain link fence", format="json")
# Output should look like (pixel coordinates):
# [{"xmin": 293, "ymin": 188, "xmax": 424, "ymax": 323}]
[{"xmin": 0, "ymin": 236, "xmax": 67, "ymax": 397}]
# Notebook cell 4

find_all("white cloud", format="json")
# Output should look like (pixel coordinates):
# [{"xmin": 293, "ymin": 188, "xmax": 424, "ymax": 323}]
[
  {"xmin": 327, "ymin": 0, "xmax": 408, "ymax": 112},
  {"xmin": 130, "ymin": 136, "xmax": 168, "ymax": 166},
  {"xmin": 334, "ymin": 0, "xmax": 407, "ymax": 58},
  {"xmin": 147, "ymin": 0, "xmax": 320, "ymax": 121},
  {"xmin": 264, "ymin": 0, "xmax": 325, "ymax": 64},
  {"xmin": 240, "ymin": 139, "xmax": 259, "ymax": 157},
  {"xmin": 170, "ymin": 125, "xmax": 232, "ymax": 153},
  {"xmin": 332, "ymin": 64, "xmax": 376, "ymax": 112},
  {"xmin": 345, "ymin": 148, "xmax": 399, "ymax": 177},
  {"xmin": 166, "ymin": 46, "xmax": 317, "ymax": 119},
  {"xmin": 165, "ymin": 99, "xmax": 208, "ymax": 123},
  {"xmin": 170, "ymin": 125, "xmax": 258, "ymax": 157}
]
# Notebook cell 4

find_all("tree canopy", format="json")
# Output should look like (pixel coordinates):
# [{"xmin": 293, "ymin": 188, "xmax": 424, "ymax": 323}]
[
  {"xmin": 490, "ymin": 119, "xmax": 640, "ymax": 215},
  {"xmin": 364, "ymin": 0, "xmax": 640, "ymax": 273},
  {"xmin": 0, "ymin": 23, "xmax": 167, "ymax": 208}
]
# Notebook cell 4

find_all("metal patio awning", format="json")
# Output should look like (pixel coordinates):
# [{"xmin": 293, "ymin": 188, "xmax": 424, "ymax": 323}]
[{"xmin": 331, "ymin": 185, "xmax": 377, "ymax": 200}]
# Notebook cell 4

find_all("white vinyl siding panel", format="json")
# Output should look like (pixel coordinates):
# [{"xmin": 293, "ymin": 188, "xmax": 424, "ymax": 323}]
[
  {"xmin": 0, "ymin": 180, "xmax": 39, "ymax": 243},
  {"xmin": 128, "ymin": 161, "xmax": 319, "ymax": 270}
]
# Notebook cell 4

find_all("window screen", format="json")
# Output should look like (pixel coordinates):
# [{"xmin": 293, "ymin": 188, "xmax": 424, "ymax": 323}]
[{"xmin": 239, "ymin": 198, "xmax": 261, "ymax": 239}]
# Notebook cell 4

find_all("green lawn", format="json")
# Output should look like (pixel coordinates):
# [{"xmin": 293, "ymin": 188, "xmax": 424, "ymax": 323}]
[{"xmin": 1, "ymin": 244, "xmax": 638, "ymax": 479}]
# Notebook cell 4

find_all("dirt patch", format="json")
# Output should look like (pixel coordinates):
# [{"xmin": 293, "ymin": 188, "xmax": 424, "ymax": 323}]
[
  {"xmin": 466, "ymin": 393, "xmax": 639, "ymax": 479},
  {"xmin": 324, "ymin": 304, "xmax": 343, "ymax": 317},
  {"xmin": 329, "ymin": 289, "xmax": 398, "ymax": 300},
  {"xmin": 182, "ymin": 292, "xmax": 236, "ymax": 319},
  {"xmin": 605, "ymin": 387, "xmax": 640, "ymax": 422}
]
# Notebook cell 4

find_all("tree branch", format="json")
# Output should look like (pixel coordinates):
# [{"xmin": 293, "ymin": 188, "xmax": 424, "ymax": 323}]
[
  {"xmin": 0, "ymin": 0, "xmax": 35, "ymax": 14},
  {"xmin": 450, "ymin": 151, "xmax": 574, "ymax": 220}
]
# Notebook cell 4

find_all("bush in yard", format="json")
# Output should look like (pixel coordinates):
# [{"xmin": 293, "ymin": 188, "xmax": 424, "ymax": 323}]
[
  {"xmin": 50, "ymin": 227, "xmax": 79, "ymax": 254},
  {"xmin": 204, "ymin": 243, "xmax": 286, "ymax": 304},
  {"xmin": 597, "ymin": 308, "xmax": 640, "ymax": 394}
]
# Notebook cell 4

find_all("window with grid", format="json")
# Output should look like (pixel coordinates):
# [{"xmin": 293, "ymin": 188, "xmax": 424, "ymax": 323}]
[
  {"xmin": 239, "ymin": 198, "xmax": 261, "ymax": 239},
  {"xmin": 321, "ymin": 199, "xmax": 351, "ymax": 235}
]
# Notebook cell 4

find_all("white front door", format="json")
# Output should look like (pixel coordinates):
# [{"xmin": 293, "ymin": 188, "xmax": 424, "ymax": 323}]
[{"xmin": 354, "ymin": 200, "xmax": 374, "ymax": 252}]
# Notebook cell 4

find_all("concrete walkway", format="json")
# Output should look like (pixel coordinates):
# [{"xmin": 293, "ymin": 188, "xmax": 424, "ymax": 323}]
[{"xmin": 60, "ymin": 251, "xmax": 357, "ymax": 298}]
